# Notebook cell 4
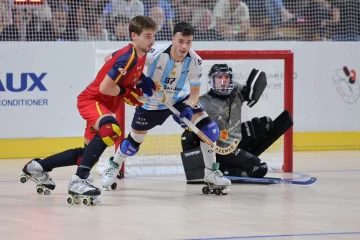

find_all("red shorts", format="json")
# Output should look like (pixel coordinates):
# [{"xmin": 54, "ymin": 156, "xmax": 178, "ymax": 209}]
[{"xmin": 77, "ymin": 98, "xmax": 113, "ymax": 141}]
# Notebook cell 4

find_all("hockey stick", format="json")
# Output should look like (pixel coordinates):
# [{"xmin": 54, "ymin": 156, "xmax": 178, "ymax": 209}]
[
  {"xmin": 139, "ymin": 82, "xmax": 240, "ymax": 155},
  {"xmin": 225, "ymin": 176, "xmax": 317, "ymax": 185}
]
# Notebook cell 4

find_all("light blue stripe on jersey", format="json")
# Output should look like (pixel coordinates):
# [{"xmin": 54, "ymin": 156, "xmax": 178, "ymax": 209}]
[{"xmin": 173, "ymin": 56, "xmax": 191, "ymax": 101}]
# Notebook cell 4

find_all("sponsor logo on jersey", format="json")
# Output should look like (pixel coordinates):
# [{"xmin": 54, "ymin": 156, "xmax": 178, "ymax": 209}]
[
  {"xmin": 118, "ymin": 68, "xmax": 127, "ymax": 75},
  {"xmin": 156, "ymin": 65, "xmax": 163, "ymax": 71}
]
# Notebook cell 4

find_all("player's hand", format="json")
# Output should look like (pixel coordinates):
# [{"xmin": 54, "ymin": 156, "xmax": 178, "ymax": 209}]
[
  {"xmin": 120, "ymin": 88, "xmax": 144, "ymax": 106},
  {"xmin": 137, "ymin": 76, "xmax": 156, "ymax": 96},
  {"xmin": 172, "ymin": 105, "xmax": 193, "ymax": 128}
]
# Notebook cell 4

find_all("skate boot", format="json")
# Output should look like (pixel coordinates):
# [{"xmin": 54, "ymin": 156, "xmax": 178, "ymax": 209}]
[
  {"xmin": 101, "ymin": 157, "xmax": 119, "ymax": 191},
  {"xmin": 20, "ymin": 159, "xmax": 56, "ymax": 195},
  {"xmin": 202, "ymin": 163, "xmax": 231, "ymax": 196},
  {"xmin": 67, "ymin": 175, "xmax": 101, "ymax": 206}
]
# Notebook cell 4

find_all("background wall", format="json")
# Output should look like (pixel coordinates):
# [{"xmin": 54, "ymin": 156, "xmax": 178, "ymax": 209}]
[{"xmin": 1, "ymin": 41, "xmax": 359, "ymax": 158}]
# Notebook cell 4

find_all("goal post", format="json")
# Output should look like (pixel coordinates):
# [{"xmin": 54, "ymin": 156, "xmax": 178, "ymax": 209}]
[{"xmin": 97, "ymin": 49, "xmax": 294, "ymax": 176}]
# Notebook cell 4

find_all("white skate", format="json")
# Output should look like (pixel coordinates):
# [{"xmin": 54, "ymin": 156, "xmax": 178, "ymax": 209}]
[
  {"xmin": 101, "ymin": 157, "xmax": 119, "ymax": 191},
  {"xmin": 67, "ymin": 175, "xmax": 101, "ymax": 206},
  {"xmin": 20, "ymin": 159, "xmax": 55, "ymax": 195},
  {"xmin": 202, "ymin": 163, "xmax": 231, "ymax": 196}
]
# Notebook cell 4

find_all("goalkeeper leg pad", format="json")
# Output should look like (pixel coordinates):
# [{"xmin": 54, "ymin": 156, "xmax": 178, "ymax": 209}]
[
  {"xmin": 181, "ymin": 147, "xmax": 205, "ymax": 184},
  {"xmin": 248, "ymin": 110, "xmax": 293, "ymax": 156}
]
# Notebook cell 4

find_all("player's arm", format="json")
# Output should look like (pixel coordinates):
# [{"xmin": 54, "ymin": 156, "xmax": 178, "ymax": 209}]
[
  {"xmin": 186, "ymin": 57, "xmax": 203, "ymax": 108},
  {"xmin": 99, "ymin": 48, "xmax": 137, "ymax": 96}
]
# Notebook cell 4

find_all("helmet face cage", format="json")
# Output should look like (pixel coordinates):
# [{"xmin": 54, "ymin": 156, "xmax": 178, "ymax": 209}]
[{"xmin": 208, "ymin": 64, "xmax": 234, "ymax": 95}]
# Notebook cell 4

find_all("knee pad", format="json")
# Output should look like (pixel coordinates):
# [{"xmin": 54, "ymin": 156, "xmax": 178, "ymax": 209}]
[
  {"xmin": 119, "ymin": 133, "xmax": 142, "ymax": 157},
  {"xmin": 246, "ymin": 162, "xmax": 268, "ymax": 178},
  {"xmin": 196, "ymin": 117, "xmax": 219, "ymax": 142},
  {"xmin": 98, "ymin": 116, "xmax": 122, "ymax": 146},
  {"xmin": 181, "ymin": 130, "xmax": 201, "ymax": 151}
]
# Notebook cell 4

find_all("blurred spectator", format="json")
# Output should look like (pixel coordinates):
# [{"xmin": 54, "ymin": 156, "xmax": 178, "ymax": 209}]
[
  {"xmin": 213, "ymin": 0, "xmax": 250, "ymax": 40},
  {"xmin": 78, "ymin": 14, "xmax": 109, "ymax": 41},
  {"xmin": 302, "ymin": 0, "xmax": 332, "ymax": 40},
  {"xmin": 38, "ymin": 5, "xmax": 69, "ymax": 41},
  {"xmin": 170, "ymin": 0, "xmax": 191, "ymax": 24},
  {"xmin": 0, "ymin": 0, "xmax": 12, "ymax": 32},
  {"xmin": 144, "ymin": 0, "xmax": 174, "ymax": 30},
  {"xmin": 330, "ymin": 0, "xmax": 360, "ymax": 41},
  {"xmin": 110, "ymin": 15, "xmax": 129, "ymax": 41},
  {"xmin": 148, "ymin": 7, "xmax": 171, "ymax": 41},
  {"xmin": 0, "ymin": 8, "xmax": 33, "ymax": 41},
  {"xmin": 110, "ymin": 0, "xmax": 144, "ymax": 19}
]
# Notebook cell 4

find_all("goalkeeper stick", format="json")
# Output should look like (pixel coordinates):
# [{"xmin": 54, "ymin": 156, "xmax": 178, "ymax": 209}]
[{"xmin": 139, "ymin": 82, "xmax": 240, "ymax": 155}]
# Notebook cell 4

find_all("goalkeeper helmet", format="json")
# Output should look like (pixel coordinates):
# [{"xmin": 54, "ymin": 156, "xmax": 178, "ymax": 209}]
[{"xmin": 208, "ymin": 64, "xmax": 234, "ymax": 95}]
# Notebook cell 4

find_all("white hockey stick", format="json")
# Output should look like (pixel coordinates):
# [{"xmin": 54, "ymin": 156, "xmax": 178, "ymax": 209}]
[{"xmin": 139, "ymin": 82, "xmax": 240, "ymax": 155}]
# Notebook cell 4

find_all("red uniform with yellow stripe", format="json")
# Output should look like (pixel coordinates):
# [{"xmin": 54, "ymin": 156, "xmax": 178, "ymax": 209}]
[{"xmin": 77, "ymin": 43, "xmax": 145, "ymax": 140}]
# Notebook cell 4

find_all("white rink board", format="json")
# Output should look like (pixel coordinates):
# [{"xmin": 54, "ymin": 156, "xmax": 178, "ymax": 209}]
[{"xmin": 1, "ymin": 42, "xmax": 360, "ymax": 138}]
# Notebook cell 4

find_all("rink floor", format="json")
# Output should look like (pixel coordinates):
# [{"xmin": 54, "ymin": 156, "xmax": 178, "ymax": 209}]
[{"xmin": 0, "ymin": 150, "xmax": 359, "ymax": 240}]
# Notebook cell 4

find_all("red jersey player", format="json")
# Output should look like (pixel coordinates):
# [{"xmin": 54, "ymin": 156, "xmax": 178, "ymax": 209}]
[{"xmin": 20, "ymin": 16, "xmax": 157, "ymax": 205}]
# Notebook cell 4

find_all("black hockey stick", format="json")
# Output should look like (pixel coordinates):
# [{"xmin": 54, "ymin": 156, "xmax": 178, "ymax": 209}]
[{"xmin": 225, "ymin": 176, "xmax": 317, "ymax": 185}]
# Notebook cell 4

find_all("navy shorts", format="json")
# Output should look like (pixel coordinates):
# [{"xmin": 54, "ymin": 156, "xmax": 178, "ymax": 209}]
[{"xmin": 131, "ymin": 99, "xmax": 205, "ymax": 131}]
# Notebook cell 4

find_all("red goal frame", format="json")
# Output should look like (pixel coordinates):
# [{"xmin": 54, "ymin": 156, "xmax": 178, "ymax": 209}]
[{"xmin": 116, "ymin": 50, "xmax": 294, "ymax": 175}]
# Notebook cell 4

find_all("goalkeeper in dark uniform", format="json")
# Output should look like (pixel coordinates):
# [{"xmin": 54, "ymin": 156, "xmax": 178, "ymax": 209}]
[{"xmin": 180, "ymin": 64, "xmax": 293, "ymax": 183}]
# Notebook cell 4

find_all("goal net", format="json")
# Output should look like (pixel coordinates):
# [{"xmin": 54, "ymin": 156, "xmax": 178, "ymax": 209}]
[{"xmin": 96, "ymin": 50, "xmax": 293, "ymax": 177}]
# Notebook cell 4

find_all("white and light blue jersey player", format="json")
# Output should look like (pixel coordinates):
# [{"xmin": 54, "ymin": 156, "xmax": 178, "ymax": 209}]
[
  {"xmin": 100, "ymin": 22, "xmax": 231, "ymax": 192},
  {"xmin": 142, "ymin": 41, "xmax": 203, "ymax": 110}
]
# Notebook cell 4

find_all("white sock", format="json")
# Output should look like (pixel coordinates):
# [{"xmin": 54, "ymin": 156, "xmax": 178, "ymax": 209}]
[
  {"xmin": 113, "ymin": 131, "xmax": 146, "ymax": 166},
  {"xmin": 200, "ymin": 141, "xmax": 216, "ymax": 175}
]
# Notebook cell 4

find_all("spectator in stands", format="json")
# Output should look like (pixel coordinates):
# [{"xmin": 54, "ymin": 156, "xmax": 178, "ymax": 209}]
[
  {"xmin": 110, "ymin": 0, "xmax": 144, "ymax": 19},
  {"xmin": 144, "ymin": 0, "xmax": 174, "ymax": 30},
  {"xmin": 38, "ymin": 5, "xmax": 69, "ymax": 41},
  {"xmin": 213, "ymin": 0, "xmax": 250, "ymax": 40},
  {"xmin": 77, "ymin": 0, "xmax": 108, "ymax": 30},
  {"xmin": 330, "ymin": 0, "xmax": 360, "ymax": 41},
  {"xmin": 0, "ymin": 8, "xmax": 34, "ymax": 41},
  {"xmin": 0, "ymin": 0, "xmax": 11, "ymax": 33},
  {"xmin": 170, "ymin": 0, "xmax": 192, "ymax": 24},
  {"xmin": 148, "ymin": 7, "xmax": 172, "ymax": 41},
  {"xmin": 78, "ymin": 14, "xmax": 109, "ymax": 41},
  {"xmin": 110, "ymin": 15, "xmax": 129, "ymax": 41},
  {"xmin": 302, "ymin": 0, "xmax": 332, "ymax": 40}
]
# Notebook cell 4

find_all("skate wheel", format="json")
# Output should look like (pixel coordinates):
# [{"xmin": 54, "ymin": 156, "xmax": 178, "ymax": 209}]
[
  {"xmin": 67, "ymin": 196, "xmax": 75, "ymax": 205},
  {"xmin": 74, "ymin": 197, "xmax": 80, "ymax": 205},
  {"xmin": 214, "ymin": 188, "xmax": 221, "ymax": 195},
  {"xmin": 91, "ymin": 197, "xmax": 100, "ymax": 205},
  {"xmin": 36, "ymin": 185, "xmax": 44, "ymax": 194},
  {"xmin": 44, "ymin": 189, "xmax": 51, "ymax": 195},
  {"xmin": 83, "ymin": 197, "xmax": 91, "ymax": 206},
  {"xmin": 20, "ymin": 175, "xmax": 28, "ymax": 183},
  {"xmin": 202, "ymin": 186, "xmax": 210, "ymax": 194},
  {"xmin": 117, "ymin": 172, "xmax": 124, "ymax": 180},
  {"xmin": 111, "ymin": 182, "xmax": 117, "ymax": 190}
]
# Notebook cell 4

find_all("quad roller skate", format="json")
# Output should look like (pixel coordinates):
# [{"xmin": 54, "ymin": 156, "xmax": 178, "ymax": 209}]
[
  {"xmin": 67, "ymin": 175, "xmax": 101, "ymax": 206},
  {"xmin": 20, "ymin": 159, "xmax": 55, "ymax": 195},
  {"xmin": 202, "ymin": 163, "xmax": 231, "ymax": 196},
  {"xmin": 101, "ymin": 157, "xmax": 120, "ymax": 191}
]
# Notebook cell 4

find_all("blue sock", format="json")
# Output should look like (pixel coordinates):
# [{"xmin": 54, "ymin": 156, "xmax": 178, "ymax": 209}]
[
  {"xmin": 76, "ymin": 133, "xmax": 107, "ymax": 179},
  {"xmin": 39, "ymin": 147, "xmax": 84, "ymax": 172}
]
